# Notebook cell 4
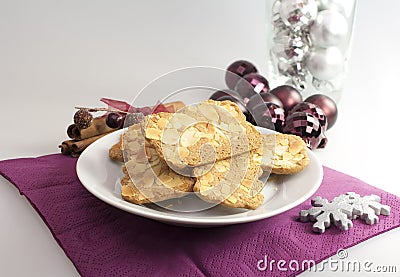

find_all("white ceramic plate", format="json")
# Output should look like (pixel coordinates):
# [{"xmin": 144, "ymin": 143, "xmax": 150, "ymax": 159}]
[{"xmin": 77, "ymin": 127, "xmax": 323, "ymax": 227}]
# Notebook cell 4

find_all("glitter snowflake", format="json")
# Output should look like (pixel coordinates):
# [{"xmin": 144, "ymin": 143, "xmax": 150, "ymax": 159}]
[{"xmin": 300, "ymin": 192, "xmax": 391, "ymax": 233}]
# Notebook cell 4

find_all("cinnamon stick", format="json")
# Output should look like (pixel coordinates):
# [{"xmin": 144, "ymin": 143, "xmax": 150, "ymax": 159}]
[
  {"xmin": 67, "ymin": 117, "xmax": 116, "ymax": 140},
  {"xmin": 59, "ymin": 133, "xmax": 107, "ymax": 157}
]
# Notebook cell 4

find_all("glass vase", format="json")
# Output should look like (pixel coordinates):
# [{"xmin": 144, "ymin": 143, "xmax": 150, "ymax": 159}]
[{"xmin": 265, "ymin": 0, "xmax": 357, "ymax": 102}]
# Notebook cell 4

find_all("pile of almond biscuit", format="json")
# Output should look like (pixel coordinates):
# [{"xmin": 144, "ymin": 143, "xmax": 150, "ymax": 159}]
[{"xmin": 109, "ymin": 100, "xmax": 309, "ymax": 210}]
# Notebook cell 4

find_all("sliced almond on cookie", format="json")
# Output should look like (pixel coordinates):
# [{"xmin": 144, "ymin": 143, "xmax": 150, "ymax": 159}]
[
  {"xmin": 145, "ymin": 128, "xmax": 162, "ymax": 140},
  {"xmin": 198, "ymin": 104, "xmax": 219, "ymax": 121},
  {"xmin": 161, "ymin": 128, "xmax": 179, "ymax": 145},
  {"xmin": 180, "ymin": 127, "xmax": 200, "ymax": 147}
]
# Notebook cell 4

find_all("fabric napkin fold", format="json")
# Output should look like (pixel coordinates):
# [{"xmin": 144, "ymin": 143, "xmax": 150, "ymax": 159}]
[{"xmin": 0, "ymin": 154, "xmax": 399, "ymax": 277}]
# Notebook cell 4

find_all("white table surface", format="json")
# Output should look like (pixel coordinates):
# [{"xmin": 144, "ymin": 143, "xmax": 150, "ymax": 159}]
[{"xmin": 1, "ymin": 0, "xmax": 399, "ymax": 276}]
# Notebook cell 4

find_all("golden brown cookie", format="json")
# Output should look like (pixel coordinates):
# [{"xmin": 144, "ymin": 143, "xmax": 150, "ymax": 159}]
[
  {"xmin": 120, "ymin": 124, "xmax": 195, "ymax": 204},
  {"xmin": 261, "ymin": 133, "xmax": 309, "ymax": 175},
  {"xmin": 142, "ymin": 100, "xmax": 262, "ymax": 168},
  {"xmin": 193, "ymin": 149, "xmax": 264, "ymax": 210},
  {"xmin": 109, "ymin": 135, "xmax": 124, "ymax": 162},
  {"xmin": 120, "ymin": 165, "xmax": 195, "ymax": 204}
]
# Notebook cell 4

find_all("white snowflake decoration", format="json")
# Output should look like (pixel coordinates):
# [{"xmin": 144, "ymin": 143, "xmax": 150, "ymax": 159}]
[
  {"xmin": 300, "ymin": 192, "xmax": 391, "ymax": 233},
  {"xmin": 346, "ymin": 192, "xmax": 391, "ymax": 225}
]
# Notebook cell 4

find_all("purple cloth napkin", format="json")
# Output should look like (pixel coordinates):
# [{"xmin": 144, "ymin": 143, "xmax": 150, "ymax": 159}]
[{"xmin": 0, "ymin": 154, "xmax": 399, "ymax": 277}]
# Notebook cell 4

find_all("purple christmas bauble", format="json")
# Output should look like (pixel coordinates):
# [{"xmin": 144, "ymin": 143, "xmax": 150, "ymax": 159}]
[
  {"xmin": 305, "ymin": 94, "xmax": 337, "ymax": 129},
  {"xmin": 254, "ymin": 103, "xmax": 285, "ymax": 132},
  {"xmin": 270, "ymin": 85, "xmax": 303, "ymax": 113},
  {"xmin": 247, "ymin": 92, "xmax": 283, "ymax": 111},
  {"xmin": 267, "ymin": 103, "xmax": 285, "ymax": 132},
  {"xmin": 289, "ymin": 102, "xmax": 328, "ymax": 131},
  {"xmin": 283, "ymin": 112, "xmax": 327, "ymax": 149},
  {"xmin": 217, "ymin": 95, "xmax": 250, "ymax": 120},
  {"xmin": 235, "ymin": 73, "xmax": 270, "ymax": 100},
  {"xmin": 225, "ymin": 60, "xmax": 258, "ymax": 89},
  {"xmin": 246, "ymin": 94, "xmax": 285, "ymax": 132},
  {"xmin": 259, "ymin": 92, "xmax": 283, "ymax": 107},
  {"xmin": 209, "ymin": 89, "xmax": 239, "ymax": 101}
]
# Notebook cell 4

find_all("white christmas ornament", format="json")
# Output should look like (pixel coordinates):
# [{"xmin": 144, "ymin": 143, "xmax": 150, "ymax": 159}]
[
  {"xmin": 279, "ymin": 0, "xmax": 318, "ymax": 31},
  {"xmin": 306, "ymin": 46, "xmax": 343, "ymax": 80},
  {"xmin": 318, "ymin": 0, "xmax": 355, "ymax": 18},
  {"xmin": 300, "ymin": 192, "xmax": 391, "ymax": 233},
  {"xmin": 310, "ymin": 10, "xmax": 348, "ymax": 47}
]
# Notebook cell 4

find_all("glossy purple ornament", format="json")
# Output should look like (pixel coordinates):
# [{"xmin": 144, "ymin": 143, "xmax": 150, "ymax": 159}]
[
  {"xmin": 270, "ymin": 85, "xmax": 303, "ymax": 113},
  {"xmin": 225, "ymin": 60, "xmax": 258, "ymax": 89},
  {"xmin": 305, "ymin": 94, "xmax": 338, "ymax": 129},
  {"xmin": 260, "ymin": 92, "xmax": 283, "ymax": 107},
  {"xmin": 217, "ymin": 95, "xmax": 250, "ymax": 120},
  {"xmin": 247, "ymin": 93, "xmax": 283, "ymax": 111},
  {"xmin": 289, "ymin": 102, "xmax": 328, "ymax": 131},
  {"xmin": 266, "ymin": 103, "xmax": 285, "ymax": 132},
  {"xmin": 246, "ymin": 95, "xmax": 285, "ymax": 132},
  {"xmin": 283, "ymin": 112, "xmax": 327, "ymax": 149},
  {"xmin": 235, "ymin": 73, "xmax": 270, "ymax": 100},
  {"xmin": 209, "ymin": 89, "xmax": 239, "ymax": 101},
  {"xmin": 251, "ymin": 103, "xmax": 285, "ymax": 132}
]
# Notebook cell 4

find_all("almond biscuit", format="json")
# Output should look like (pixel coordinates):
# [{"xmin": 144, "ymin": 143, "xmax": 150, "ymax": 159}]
[
  {"xmin": 261, "ymin": 133, "xmax": 309, "ymax": 175},
  {"xmin": 109, "ymin": 135, "xmax": 124, "ymax": 162},
  {"xmin": 142, "ymin": 100, "xmax": 262, "ymax": 168},
  {"xmin": 193, "ymin": 148, "xmax": 265, "ymax": 210},
  {"xmin": 120, "ymin": 124, "xmax": 195, "ymax": 204}
]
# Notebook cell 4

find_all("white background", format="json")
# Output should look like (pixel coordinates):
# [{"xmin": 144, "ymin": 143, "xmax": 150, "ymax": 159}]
[{"xmin": 0, "ymin": 0, "xmax": 399, "ymax": 276}]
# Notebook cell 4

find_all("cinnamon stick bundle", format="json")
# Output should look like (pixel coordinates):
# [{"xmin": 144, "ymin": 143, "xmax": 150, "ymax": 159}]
[
  {"xmin": 59, "ymin": 133, "xmax": 107, "ymax": 157},
  {"xmin": 67, "ymin": 117, "xmax": 116, "ymax": 140},
  {"xmin": 60, "ymin": 101, "xmax": 185, "ymax": 157}
]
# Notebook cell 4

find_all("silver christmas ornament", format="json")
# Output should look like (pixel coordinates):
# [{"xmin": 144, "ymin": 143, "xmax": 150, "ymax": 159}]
[
  {"xmin": 306, "ymin": 46, "xmax": 343, "ymax": 80},
  {"xmin": 272, "ymin": 0, "xmax": 281, "ymax": 15},
  {"xmin": 278, "ymin": 60, "xmax": 301, "ymax": 77},
  {"xmin": 273, "ymin": 34, "xmax": 309, "ymax": 63},
  {"xmin": 272, "ymin": 1, "xmax": 291, "ymax": 37},
  {"xmin": 278, "ymin": 61, "xmax": 307, "ymax": 89},
  {"xmin": 279, "ymin": 0, "xmax": 318, "ymax": 31},
  {"xmin": 310, "ymin": 10, "xmax": 348, "ymax": 47},
  {"xmin": 273, "ymin": 23, "xmax": 291, "ymax": 38}
]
